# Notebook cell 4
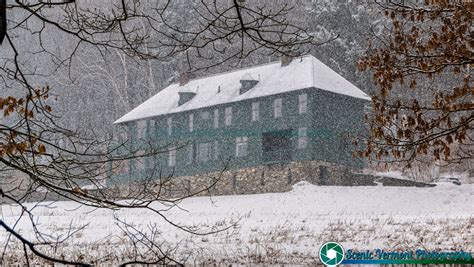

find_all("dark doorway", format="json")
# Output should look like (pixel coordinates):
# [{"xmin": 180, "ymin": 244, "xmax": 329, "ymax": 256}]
[{"xmin": 262, "ymin": 129, "xmax": 293, "ymax": 163}]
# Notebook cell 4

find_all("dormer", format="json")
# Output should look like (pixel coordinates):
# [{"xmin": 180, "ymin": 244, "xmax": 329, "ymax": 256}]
[
  {"xmin": 239, "ymin": 73, "xmax": 259, "ymax": 95},
  {"xmin": 178, "ymin": 91, "xmax": 196, "ymax": 106}
]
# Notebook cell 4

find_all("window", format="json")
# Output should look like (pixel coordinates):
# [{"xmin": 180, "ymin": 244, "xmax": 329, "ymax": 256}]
[
  {"xmin": 225, "ymin": 107, "xmax": 232, "ymax": 126},
  {"xmin": 135, "ymin": 154, "xmax": 145, "ymax": 171},
  {"xmin": 251, "ymin": 102, "xmax": 259, "ymax": 121},
  {"xmin": 297, "ymin": 127, "xmax": 308, "ymax": 149},
  {"xmin": 235, "ymin": 137, "xmax": 248, "ymax": 157},
  {"xmin": 188, "ymin": 113, "xmax": 194, "ymax": 132},
  {"xmin": 364, "ymin": 103, "xmax": 372, "ymax": 116},
  {"xmin": 214, "ymin": 109, "xmax": 219, "ymax": 128},
  {"xmin": 299, "ymin": 93, "xmax": 308, "ymax": 114},
  {"xmin": 167, "ymin": 117, "xmax": 172, "ymax": 136},
  {"xmin": 118, "ymin": 129, "xmax": 129, "ymax": 143},
  {"xmin": 137, "ymin": 120, "xmax": 146, "ymax": 139},
  {"xmin": 339, "ymin": 133, "xmax": 350, "ymax": 151},
  {"xmin": 194, "ymin": 141, "xmax": 218, "ymax": 162},
  {"xmin": 213, "ymin": 140, "xmax": 219, "ymax": 160},
  {"xmin": 148, "ymin": 120, "xmax": 156, "ymax": 140},
  {"xmin": 187, "ymin": 143, "xmax": 195, "ymax": 164},
  {"xmin": 168, "ymin": 147, "xmax": 176, "ymax": 166},
  {"xmin": 273, "ymin": 98, "xmax": 282, "ymax": 118},
  {"xmin": 201, "ymin": 111, "xmax": 210, "ymax": 120},
  {"xmin": 198, "ymin": 142, "xmax": 212, "ymax": 162},
  {"xmin": 113, "ymin": 159, "xmax": 129, "ymax": 175}
]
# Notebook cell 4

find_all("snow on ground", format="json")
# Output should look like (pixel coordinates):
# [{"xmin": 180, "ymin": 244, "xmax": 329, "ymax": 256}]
[
  {"xmin": 374, "ymin": 170, "xmax": 473, "ymax": 184},
  {"xmin": 1, "ymin": 182, "xmax": 473, "ymax": 265}
]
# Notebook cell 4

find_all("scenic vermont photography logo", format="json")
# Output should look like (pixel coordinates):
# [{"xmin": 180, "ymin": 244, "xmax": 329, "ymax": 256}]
[
  {"xmin": 319, "ymin": 242, "xmax": 345, "ymax": 266},
  {"xmin": 319, "ymin": 242, "xmax": 474, "ymax": 266}
]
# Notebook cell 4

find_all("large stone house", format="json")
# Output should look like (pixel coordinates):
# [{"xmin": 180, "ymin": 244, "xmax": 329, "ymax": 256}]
[{"xmin": 112, "ymin": 55, "xmax": 371, "ymax": 191}]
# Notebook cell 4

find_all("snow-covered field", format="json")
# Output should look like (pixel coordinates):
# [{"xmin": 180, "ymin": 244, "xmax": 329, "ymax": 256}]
[{"xmin": 1, "ymin": 182, "xmax": 473, "ymax": 265}]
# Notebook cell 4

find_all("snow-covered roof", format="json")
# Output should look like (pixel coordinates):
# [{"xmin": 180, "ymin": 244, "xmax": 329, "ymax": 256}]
[
  {"xmin": 115, "ymin": 55, "xmax": 371, "ymax": 124},
  {"xmin": 240, "ymin": 73, "xmax": 257, "ymax": 81}
]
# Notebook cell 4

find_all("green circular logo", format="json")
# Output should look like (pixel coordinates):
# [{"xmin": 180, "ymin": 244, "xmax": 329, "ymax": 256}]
[{"xmin": 319, "ymin": 242, "xmax": 345, "ymax": 266}]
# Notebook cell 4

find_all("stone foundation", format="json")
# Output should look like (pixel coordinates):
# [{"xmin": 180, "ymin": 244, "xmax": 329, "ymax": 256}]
[{"xmin": 163, "ymin": 160, "xmax": 373, "ymax": 197}]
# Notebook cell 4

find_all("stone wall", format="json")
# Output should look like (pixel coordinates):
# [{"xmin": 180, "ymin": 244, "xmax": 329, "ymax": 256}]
[{"xmin": 163, "ymin": 160, "xmax": 373, "ymax": 197}]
